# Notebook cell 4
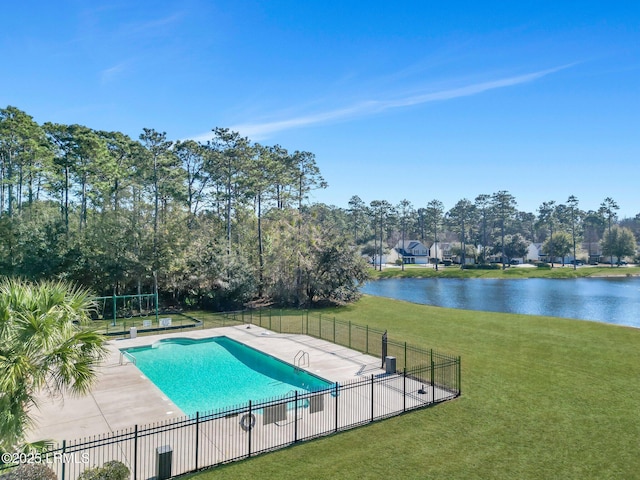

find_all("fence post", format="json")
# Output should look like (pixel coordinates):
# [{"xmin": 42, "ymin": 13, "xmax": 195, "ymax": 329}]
[
  {"xmin": 431, "ymin": 358, "xmax": 435, "ymax": 404},
  {"xmin": 334, "ymin": 383, "xmax": 339, "ymax": 433},
  {"xmin": 430, "ymin": 349, "xmax": 433, "ymax": 383},
  {"xmin": 333, "ymin": 317, "xmax": 336, "ymax": 343},
  {"xmin": 269, "ymin": 309, "xmax": 272, "ymax": 330},
  {"xmin": 403, "ymin": 368, "xmax": 407, "ymax": 412},
  {"xmin": 458, "ymin": 355, "xmax": 462, "ymax": 396},
  {"xmin": 348, "ymin": 321, "xmax": 351, "ymax": 348},
  {"xmin": 381, "ymin": 331, "xmax": 388, "ymax": 368},
  {"xmin": 134, "ymin": 424, "xmax": 138, "ymax": 480},
  {"xmin": 294, "ymin": 391, "xmax": 298, "ymax": 443},
  {"xmin": 404, "ymin": 342, "xmax": 407, "ymax": 371},
  {"xmin": 306, "ymin": 310, "xmax": 309, "ymax": 335},
  {"xmin": 61, "ymin": 440, "xmax": 66, "ymax": 480},
  {"xmin": 370, "ymin": 374, "xmax": 374, "ymax": 422},
  {"xmin": 195, "ymin": 412, "xmax": 199, "ymax": 471},
  {"xmin": 248, "ymin": 401, "xmax": 252, "ymax": 457},
  {"xmin": 365, "ymin": 325, "xmax": 369, "ymax": 354}
]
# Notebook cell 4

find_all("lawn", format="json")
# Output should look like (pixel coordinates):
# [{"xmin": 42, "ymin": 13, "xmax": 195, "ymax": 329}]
[
  {"xmin": 372, "ymin": 264, "xmax": 640, "ymax": 279},
  {"xmin": 181, "ymin": 296, "xmax": 640, "ymax": 480}
]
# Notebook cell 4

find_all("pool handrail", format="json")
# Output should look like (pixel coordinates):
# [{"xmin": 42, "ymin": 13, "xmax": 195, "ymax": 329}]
[
  {"xmin": 294, "ymin": 350, "xmax": 310, "ymax": 369},
  {"xmin": 119, "ymin": 350, "xmax": 137, "ymax": 365}
]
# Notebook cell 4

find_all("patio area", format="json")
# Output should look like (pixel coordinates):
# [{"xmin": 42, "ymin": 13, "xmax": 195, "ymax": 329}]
[
  {"xmin": 22, "ymin": 321, "xmax": 459, "ymax": 480},
  {"xmin": 28, "ymin": 324, "xmax": 390, "ymax": 443}
]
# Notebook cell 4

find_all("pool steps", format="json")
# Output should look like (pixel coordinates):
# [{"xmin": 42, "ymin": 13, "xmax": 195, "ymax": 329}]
[{"xmin": 294, "ymin": 350, "xmax": 310, "ymax": 369}]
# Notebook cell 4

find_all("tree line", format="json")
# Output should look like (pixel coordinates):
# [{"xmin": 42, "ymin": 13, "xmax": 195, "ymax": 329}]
[
  {"xmin": 349, "ymin": 192, "xmax": 639, "ymax": 270},
  {"xmin": 0, "ymin": 106, "xmax": 368, "ymax": 308},
  {"xmin": 1, "ymin": 105, "xmax": 638, "ymax": 309}
]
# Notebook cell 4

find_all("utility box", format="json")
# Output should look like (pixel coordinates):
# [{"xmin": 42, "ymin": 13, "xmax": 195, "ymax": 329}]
[
  {"xmin": 385, "ymin": 356, "xmax": 396, "ymax": 374},
  {"xmin": 156, "ymin": 445, "xmax": 172, "ymax": 480},
  {"xmin": 129, "ymin": 327, "xmax": 137, "ymax": 339}
]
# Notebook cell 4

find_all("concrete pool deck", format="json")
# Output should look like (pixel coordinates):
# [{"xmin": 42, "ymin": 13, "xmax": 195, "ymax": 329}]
[{"xmin": 28, "ymin": 324, "xmax": 388, "ymax": 443}]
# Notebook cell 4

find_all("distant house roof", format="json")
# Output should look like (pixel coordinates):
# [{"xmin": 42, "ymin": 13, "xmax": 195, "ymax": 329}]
[
  {"xmin": 433, "ymin": 242, "xmax": 453, "ymax": 252},
  {"xmin": 395, "ymin": 240, "xmax": 429, "ymax": 256}
]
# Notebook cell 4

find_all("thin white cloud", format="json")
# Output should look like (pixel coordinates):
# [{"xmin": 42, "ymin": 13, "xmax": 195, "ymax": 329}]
[
  {"xmin": 190, "ymin": 64, "xmax": 574, "ymax": 142},
  {"xmin": 124, "ymin": 12, "xmax": 184, "ymax": 36},
  {"xmin": 100, "ymin": 62, "xmax": 127, "ymax": 84}
]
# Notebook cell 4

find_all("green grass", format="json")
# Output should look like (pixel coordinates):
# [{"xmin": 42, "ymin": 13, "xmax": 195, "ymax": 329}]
[
  {"xmin": 180, "ymin": 296, "xmax": 640, "ymax": 480},
  {"xmin": 372, "ymin": 264, "xmax": 640, "ymax": 279}
]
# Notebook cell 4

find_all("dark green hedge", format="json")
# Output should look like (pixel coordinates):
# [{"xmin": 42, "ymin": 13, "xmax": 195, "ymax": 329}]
[
  {"xmin": 461, "ymin": 264, "xmax": 501, "ymax": 270},
  {"xmin": 76, "ymin": 461, "xmax": 130, "ymax": 480},
  {"xmin": 535, "ymin": 263, "xmax": 552, "ymax": 269},
  {"xmin": 0, "ymin": 464, "xmax": 57, "ymax": 480}
]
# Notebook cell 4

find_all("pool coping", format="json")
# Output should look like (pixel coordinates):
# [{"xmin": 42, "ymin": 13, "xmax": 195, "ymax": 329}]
[{"xmin": 28, "ymin": 324, "xmax": 387, "ymax": 443}]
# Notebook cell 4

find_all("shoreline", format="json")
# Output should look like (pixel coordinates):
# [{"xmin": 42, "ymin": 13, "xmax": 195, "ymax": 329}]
[{"xmin": 370, "ymin": 265, "xmax": 640, "ymax": 280}]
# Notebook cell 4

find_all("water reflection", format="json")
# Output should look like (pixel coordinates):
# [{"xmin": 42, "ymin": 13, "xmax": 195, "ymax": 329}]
[{"xmin": 361, "ymin": 277, "xmax": 640, "ymax": 327}]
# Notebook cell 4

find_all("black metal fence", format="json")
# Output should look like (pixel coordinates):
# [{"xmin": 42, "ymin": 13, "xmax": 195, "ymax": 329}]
[
  {"xmin": 9, "ymin": 311, "xmax": 460, "ymax": 480},
  {"xmin": 97, "ymin": 313, "xmax": 202, "ymax": 336},
  {"xmin": 222, "ymin": 309, "xmax": 460, "ymax": 387}
]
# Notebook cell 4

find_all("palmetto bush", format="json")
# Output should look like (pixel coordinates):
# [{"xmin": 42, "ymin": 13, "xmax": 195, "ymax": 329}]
[{"xmin": 0, "ymin": 278, "xmax": 107, "ymax": 451}]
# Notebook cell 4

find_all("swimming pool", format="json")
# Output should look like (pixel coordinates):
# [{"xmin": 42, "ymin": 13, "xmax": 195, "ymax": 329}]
[{"xmin": 121, "ymin": 336, "xmax": 333, "ymax": 415}]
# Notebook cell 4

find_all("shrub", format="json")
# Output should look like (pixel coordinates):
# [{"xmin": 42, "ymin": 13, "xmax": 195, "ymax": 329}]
[
  {"xmin": 76, "ymin": 461, "xmax": 129, "ymax": 480},
  {"xmin": 461, "ymin": 264, "xmax": 500, "ymax": 270},
  {"xmin": 0, "ymin": 463, "xmax": 57, "ymax": 480},
  {"xmin": 535, "ymin": 262, "xmax": 551, "ymax": 269}
]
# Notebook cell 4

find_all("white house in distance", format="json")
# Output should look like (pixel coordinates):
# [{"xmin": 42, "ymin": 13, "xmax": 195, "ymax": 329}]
[
  {"xmin": 434, "ymin": 242, "xmax": 454, "ymax": 263},
  {"xmin": 395, "ymin": 240, "xmax": 430, "ymax": 264},
  {"xmin": 372, "ymin": 249, "xmax": 399, "ymax": 266},
  {"xmin": 519, "ymin": 242, "xmax": 583, "ymax": 265},
  {"xmin": 503, "ymin": 243, "xmax": 538, "ymax": 264},
  {"xmin": 527, "ymin": 243, "xmax": 543, "ymax": 262},
  {"xmin": 395, "ymin": 240, "xmax": 459, "ymax": 265}
]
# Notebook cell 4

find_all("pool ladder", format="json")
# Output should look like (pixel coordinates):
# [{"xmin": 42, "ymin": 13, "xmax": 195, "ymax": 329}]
[
  {"xmin": 119, "ymin": 351, "xmax": 137, "ymax": 365},
  {"xmin": 294, "ymin": 350, "xmax": 310, "ymax": 370}
]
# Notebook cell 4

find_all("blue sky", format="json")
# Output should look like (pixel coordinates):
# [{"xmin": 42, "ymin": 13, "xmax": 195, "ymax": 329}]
[{"xmin": 3, "ymin": 1, "xmax": 639, "ymax": 217}]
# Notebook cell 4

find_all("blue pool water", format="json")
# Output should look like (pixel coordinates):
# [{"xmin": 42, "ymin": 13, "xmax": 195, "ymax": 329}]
[{"xmin": 122, "ymin": 336, "xmax": 333, "ymax": 415}]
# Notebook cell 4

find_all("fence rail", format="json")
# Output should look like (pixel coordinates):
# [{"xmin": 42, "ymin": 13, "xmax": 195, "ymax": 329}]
[{"xmin": 6, "ymin": 309, "xmax": 460, "ymax": 480}]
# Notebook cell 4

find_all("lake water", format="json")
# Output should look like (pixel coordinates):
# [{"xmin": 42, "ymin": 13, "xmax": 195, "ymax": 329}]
[{"xmin": 361, "ymin": 277, "xmax": 640, "ymax": 328}]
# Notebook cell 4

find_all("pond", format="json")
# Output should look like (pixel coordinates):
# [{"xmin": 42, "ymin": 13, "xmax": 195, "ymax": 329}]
[{"xmin": 361, "ymin": 277, "xmax": 640, "ymax": 328}]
